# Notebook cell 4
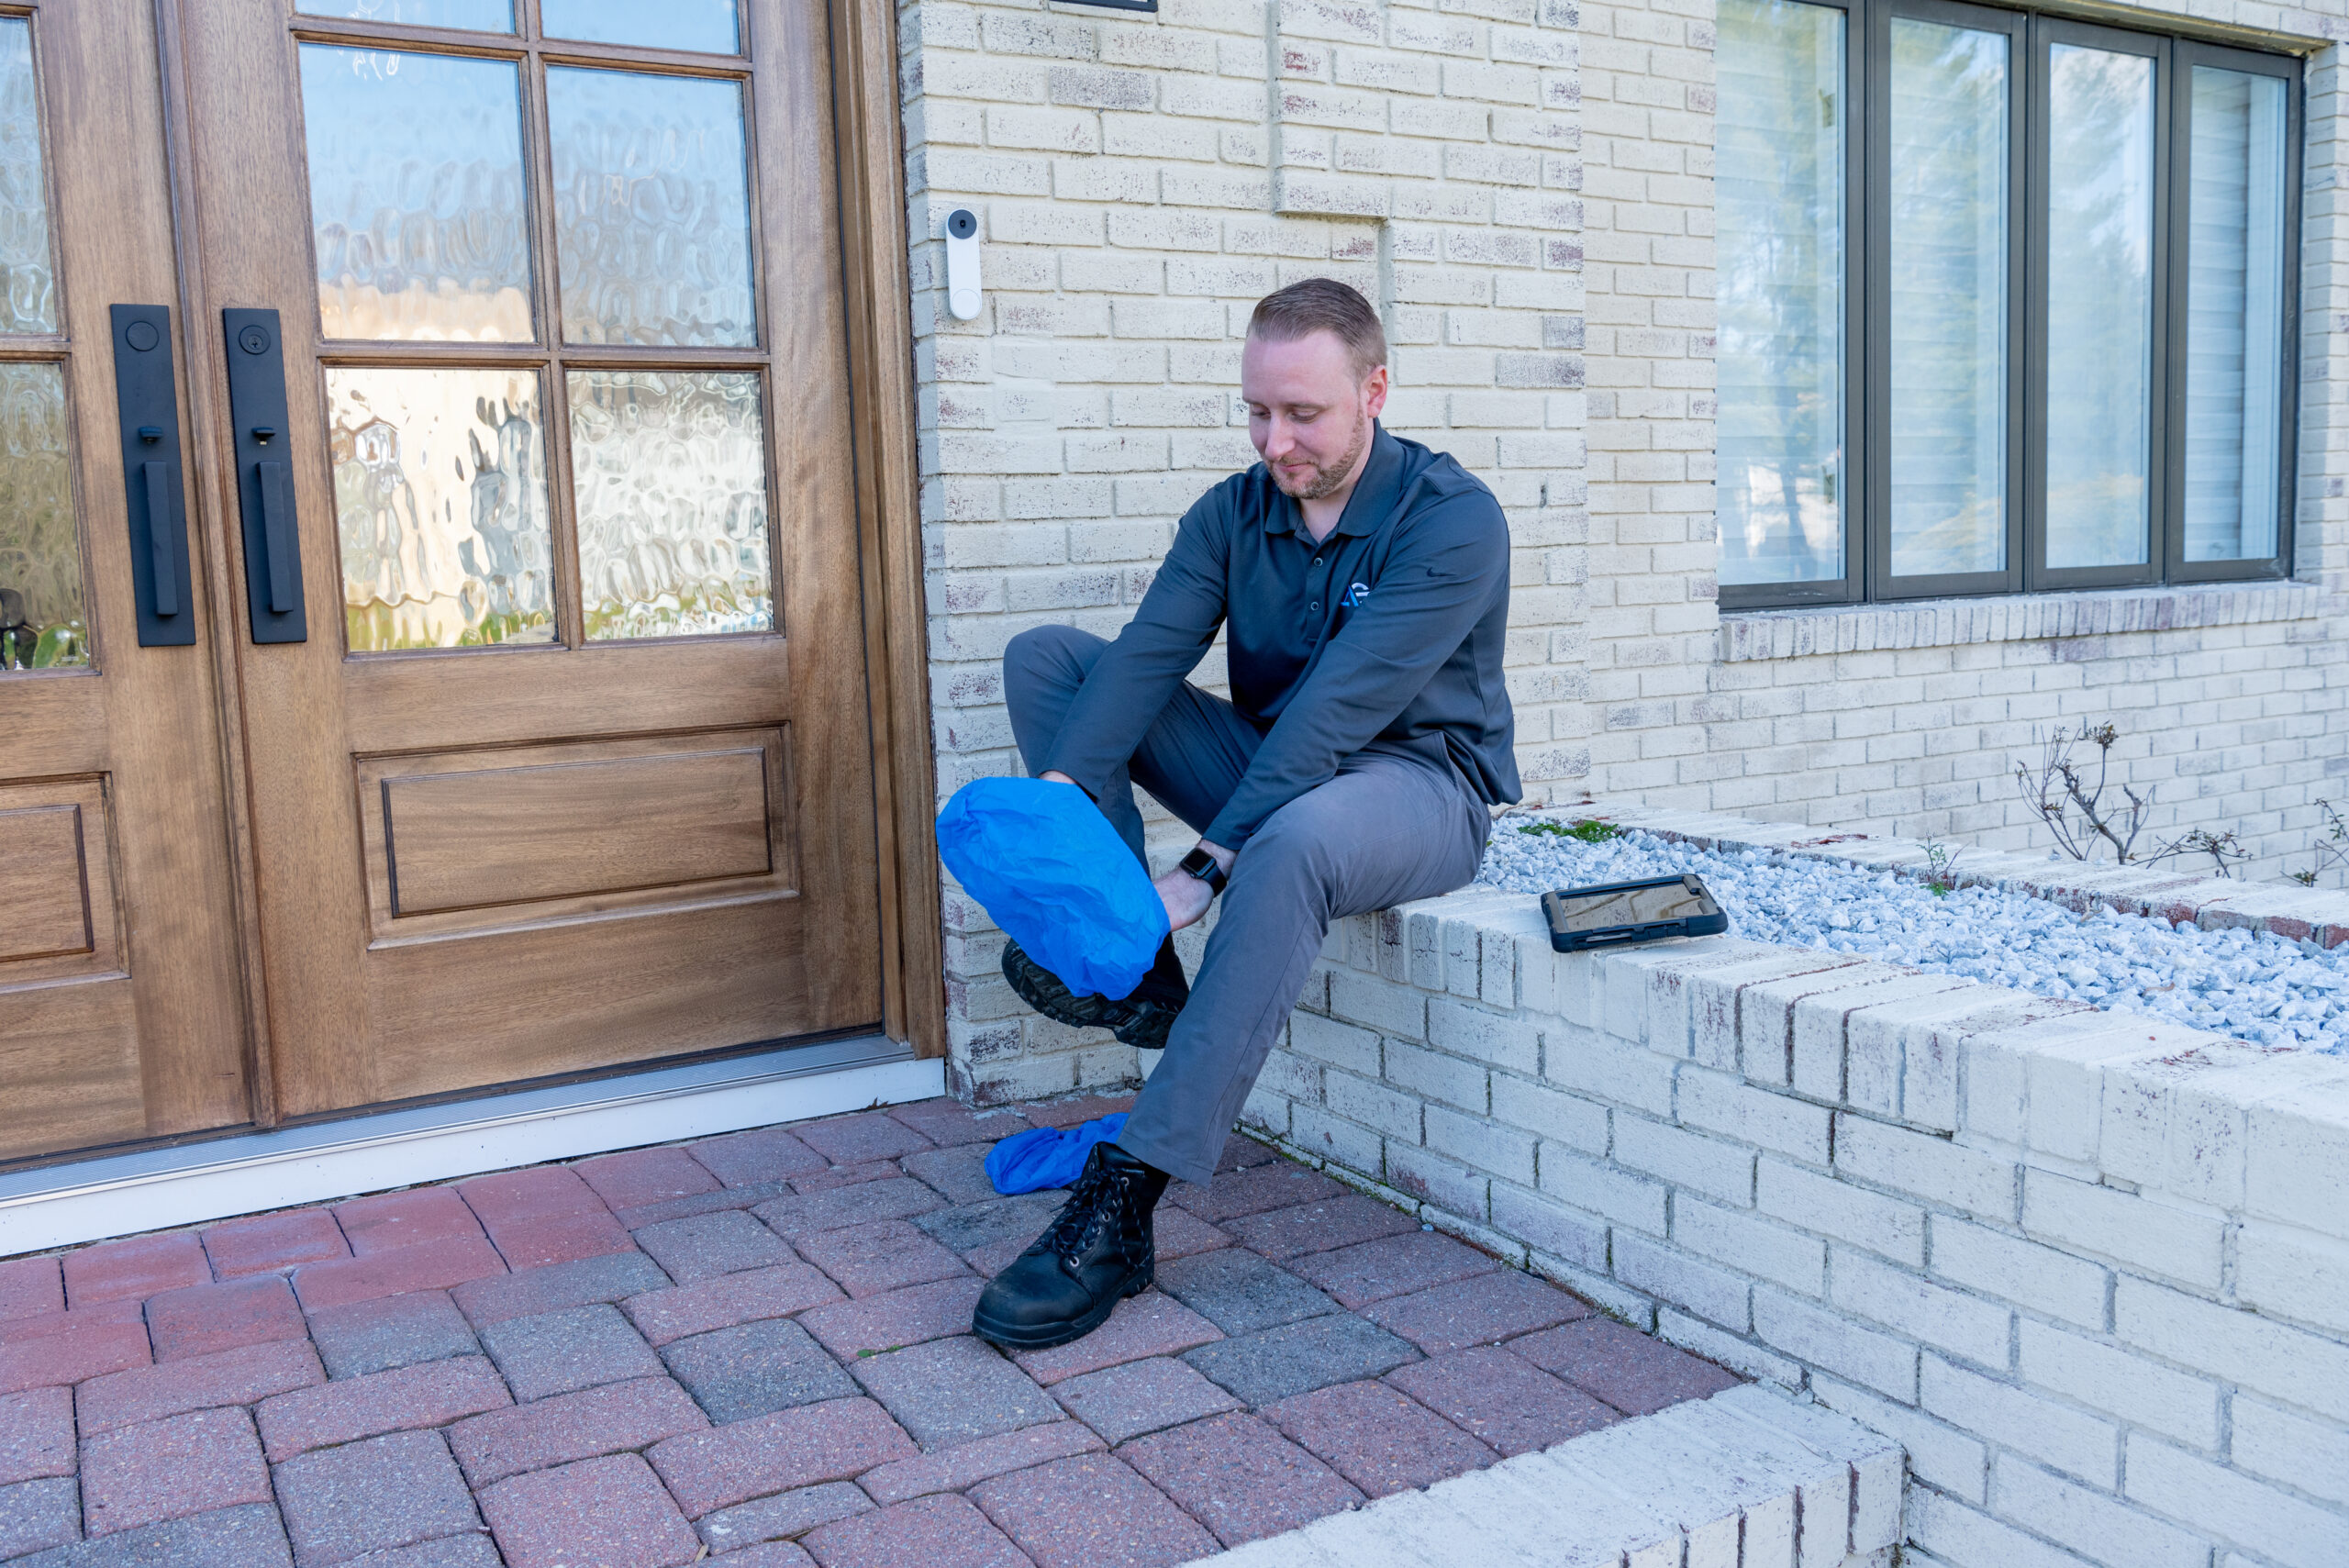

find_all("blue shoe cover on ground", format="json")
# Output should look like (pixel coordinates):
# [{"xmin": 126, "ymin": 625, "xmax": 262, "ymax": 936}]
[
  {"xmin": 986, "ymin": 1114, "xmax": 1130, "ymax": 1195},
  {"xmin": 936, "ymin": 776, "xmax": 1169, "ymax": 1000}
]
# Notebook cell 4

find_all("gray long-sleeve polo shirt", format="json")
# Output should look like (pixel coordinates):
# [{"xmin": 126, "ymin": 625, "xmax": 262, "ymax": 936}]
[{"xmin": 1042, "ymin": 423, "xmax": 1521, "ymax": 851}]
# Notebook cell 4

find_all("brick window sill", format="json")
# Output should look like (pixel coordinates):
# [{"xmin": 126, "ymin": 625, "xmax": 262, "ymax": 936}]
[{"xmin": 1716, "ymin": 581, "xmax": 2332, "ymax": 663}]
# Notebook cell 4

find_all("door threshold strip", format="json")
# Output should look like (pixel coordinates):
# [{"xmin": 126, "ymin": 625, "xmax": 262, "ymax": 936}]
[{"xmin": 0, "ymin": 1034, "xmax": 941, "ymax": 1258}]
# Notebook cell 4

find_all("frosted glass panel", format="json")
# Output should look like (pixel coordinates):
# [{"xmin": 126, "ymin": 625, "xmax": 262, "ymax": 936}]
[
  {"xmin": 300, "ymin": 48, "xmax": 533, "ymax": 342},
  {"xmin": 542, "ymin": 0, "xmax": 740, "ymax": 53},
  {"xmin": 570, "ymin": 371, "xmax": 773, "ymax": 641},
  {"xmin": 1716, "ymin": 0, "xmax": 1844, "ymax": 586},
  {"xmin": 2045, "ymin": 45, "xmax": 2156, "ymax": 570},
  {"xmin": 547, "ymin": 68, "xmax": 755, "ymax": 347},
  {"xmin": 0, "ymin": 363, "xmax": 83, "ymax": 671},
  {"xmin": 1888, "ymin": 18, "xmax": 2009, "ymax": 577},
  {"xmin": 0, "ymin": 19, "xmax": 57, "ymax": 336},
  {"xmin": 2185, "ymin": 67, "xmax": 2288, "ymax": 562},
  {"xmin": 294, "ymin": 0, "xmax": 514, "ymax": 28},
  {"xmin": 329, "ymin": 368, "xmax": 556, "ymax": 651}
]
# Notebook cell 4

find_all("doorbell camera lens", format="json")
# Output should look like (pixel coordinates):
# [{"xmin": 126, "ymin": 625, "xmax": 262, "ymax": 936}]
[{"xmin": 947, "ymin": 209, "xmax": 977, "ymax": 239}]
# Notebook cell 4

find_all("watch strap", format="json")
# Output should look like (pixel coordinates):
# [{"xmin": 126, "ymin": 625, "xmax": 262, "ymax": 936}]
[{"xmin": 1177, "ymin": 846, "xmax": 1228, "ymax": 895}]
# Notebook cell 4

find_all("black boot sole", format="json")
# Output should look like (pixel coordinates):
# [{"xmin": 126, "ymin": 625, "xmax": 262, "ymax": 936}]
[
  {"xmin": 1001, "ymin": 943, "xmax": 1185, "ymax": 1052},
  {"xmin": 971, "ymin": 1262, "xmax": 1154, "ymax": 1350}
]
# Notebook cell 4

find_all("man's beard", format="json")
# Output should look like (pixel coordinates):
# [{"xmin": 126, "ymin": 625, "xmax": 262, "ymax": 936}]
[{"xmin": 1270, "ymin": 410, "xmax": 1370, "ymax": 501}]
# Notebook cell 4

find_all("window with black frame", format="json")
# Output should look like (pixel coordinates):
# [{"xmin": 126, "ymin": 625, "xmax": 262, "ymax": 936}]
[{"xmin": 1714, "ymin": 0, "xmax": 2299, "ymax": 609}]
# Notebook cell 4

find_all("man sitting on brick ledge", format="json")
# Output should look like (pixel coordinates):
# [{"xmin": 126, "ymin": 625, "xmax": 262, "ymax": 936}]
[{"xmin": 975, "ymin": 277, "xmax": 1520, "ymax": 1350}]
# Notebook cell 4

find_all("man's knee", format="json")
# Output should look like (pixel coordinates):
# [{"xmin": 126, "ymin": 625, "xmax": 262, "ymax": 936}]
[{"xmin": 1003, "ymin": 624, "xmax": 1106, "ymax": 719}]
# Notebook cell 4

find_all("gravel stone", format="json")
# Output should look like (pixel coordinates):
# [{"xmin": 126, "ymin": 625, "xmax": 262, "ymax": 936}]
[{"xmin": 1484, "ymin": 820, "xmax": 2349, "ymax": 1054}]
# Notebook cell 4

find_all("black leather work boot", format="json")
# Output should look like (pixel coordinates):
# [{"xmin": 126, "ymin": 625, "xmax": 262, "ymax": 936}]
[
  {"xmin": 971, "ymin": 1141, "xmax": 1170, "ymax": 1349},
  {"xmin": 1001, "ymin": 935, "xmax": 1188, "ymax": 1052}
]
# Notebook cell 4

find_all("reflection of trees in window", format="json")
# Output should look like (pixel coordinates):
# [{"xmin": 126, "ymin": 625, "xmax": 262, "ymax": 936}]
[
  {"xmin": 2044, "ymin": 45, "xmax": 2155, "ymax": 570},
  {"xmin": 1717, "ymin": 0, "xmax": 1844, "ymax": 585},
  {"xmin": 1887, "ymin": 20, "xmax": 2009, "ymax": 578}
]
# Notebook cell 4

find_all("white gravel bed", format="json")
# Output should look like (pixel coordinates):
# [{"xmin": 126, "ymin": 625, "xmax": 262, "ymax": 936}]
[{"xmin": 1478, "ymin": 818, "xmax": 2349, "ymax": 1057}]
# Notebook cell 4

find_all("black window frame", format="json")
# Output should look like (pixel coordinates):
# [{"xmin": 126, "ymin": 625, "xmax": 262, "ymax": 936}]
[{"xmin": 1717, "ymin": 0, "xmax": 2303, "ymax": 612}]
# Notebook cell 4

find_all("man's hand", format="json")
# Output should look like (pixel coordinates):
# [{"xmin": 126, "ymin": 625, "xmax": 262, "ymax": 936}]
[
  {"xmin": 1040, "ymin": 770, "xmax": 1080, "ymax": 788},
  {"xmin": 1153, "ymin": 840, "xmax": 1234, "ymax": 932}
]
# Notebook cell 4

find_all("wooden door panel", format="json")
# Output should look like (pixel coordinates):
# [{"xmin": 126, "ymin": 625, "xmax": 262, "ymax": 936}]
[
  {"xmin": 0, "ymin": 805, "xmax": 96, "ymax": 962},
  {"xmin": 356, "ymin": 728, "xmax": 796, "ymax": 938},
  {"xmin": 0, "ymin": 983, "xmax": 147, "ymax": 1161},
  {"xmin": 340, "ymin": 640, "xmax": 796, "ymax": 753},
  {"xmin": 384, "ymin": 748, "xmax": 774, "ymax": 917},
  {"xmin": 362, "ymin": 899, "xmax": 808, "ymax": 1104}
]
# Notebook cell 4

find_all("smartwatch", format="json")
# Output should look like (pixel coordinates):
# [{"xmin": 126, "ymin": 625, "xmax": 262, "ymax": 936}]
[{"xmin": 1177, "ymin": 846, "xmax": 1228, "ymax": 897}]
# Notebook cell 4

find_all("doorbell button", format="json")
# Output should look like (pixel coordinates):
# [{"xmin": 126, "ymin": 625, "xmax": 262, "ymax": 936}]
[{"xmin": 944, "ymin": 207, "xmax": 982, "ymax": 322}]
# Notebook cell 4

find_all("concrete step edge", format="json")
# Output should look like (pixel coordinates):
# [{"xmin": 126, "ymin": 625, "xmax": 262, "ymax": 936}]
[{"xmin": 1182, "ymin": 1384, "xmax": 1905, "ymax": 1568}]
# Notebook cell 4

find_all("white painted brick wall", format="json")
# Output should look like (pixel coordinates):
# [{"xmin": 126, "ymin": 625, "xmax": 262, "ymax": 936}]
[
  {"xmin": 1237, "ymin": 890, "xmax": 2349, "ymax": 1568},
  {"xmin": 1573, "ymin": 0, "xmax": 2349, "ymax": 879},
  {"xmin": 904, "ymin": 0, "xmax": 1589, "ymax": 1103}
]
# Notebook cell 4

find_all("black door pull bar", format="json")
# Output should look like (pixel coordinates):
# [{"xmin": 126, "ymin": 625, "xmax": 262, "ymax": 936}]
[
  {"xmin": 222, "ymin": 308, "xmax": 307, "ymax": 643},
  {"xmin": 108, "ymin": 305, "xmax": 195, "ymax": 647}
]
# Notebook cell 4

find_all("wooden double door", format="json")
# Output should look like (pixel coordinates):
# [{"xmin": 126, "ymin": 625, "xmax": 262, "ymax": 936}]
[{"xmin": 1, "ymin": 0, "xmax": 890, "ymax": 1164}]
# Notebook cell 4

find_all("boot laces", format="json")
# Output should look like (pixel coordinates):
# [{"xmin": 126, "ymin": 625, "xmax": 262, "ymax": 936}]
[{"xmin": 1045, "ymin": 1162, "xmax": 1131, "ymax": 1269}]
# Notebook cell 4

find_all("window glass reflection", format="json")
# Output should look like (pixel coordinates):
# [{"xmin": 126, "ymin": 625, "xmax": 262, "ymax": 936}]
[
  {"xmin": 2044, "ymin": 45, "xmax": 2157, "ymax": 570},
  {"xmin": 294, "ymin": 0, "xmax": 515, "ymax": 28},
  {"xmin": 570, "ymin": 370, "xmax": 773, "ymax": 641},
  {"xmin": 542, "ymin": 0, "xmax": 740, "ymax": 53},
  {"xmin": 1887, "ymin": 18, "xmax": 2009, "ymax": 578},
  {"xmin": 547, "ymin": 68, "xmax": 755, "ymax": 348},
  {"xmin": 1716, "ymin": 0, "xmax": 1844, "ymax": 587},
  {"xmin": 0, "ymin": 19, "xmax": 58, "ymax": 336},
  {"xmin": 2185, "ymin": 67, "xmax": 2288, "ymax": 562},
  {"xmin": 299, "ymin": 48, "xmax": 534, "ymax": 342},
  {"xmin": 0, "ymin": 362, "xmax": 83, "ymax": 672},
  {"xmin": 329, "ymin": 368, "xmax": 556, "ymax": 651}
]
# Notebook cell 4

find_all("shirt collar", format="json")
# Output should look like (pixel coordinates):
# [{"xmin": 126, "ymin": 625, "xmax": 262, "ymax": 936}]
[{"xmin": 1264, "ymin": 423, "xmax": 1404, "ymax": 539}]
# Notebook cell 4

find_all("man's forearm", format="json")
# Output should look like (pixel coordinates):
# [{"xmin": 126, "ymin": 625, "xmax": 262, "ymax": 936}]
[{"xmin": 1043, "ymin": 769, "xmax": 1232, "ymax": 874}]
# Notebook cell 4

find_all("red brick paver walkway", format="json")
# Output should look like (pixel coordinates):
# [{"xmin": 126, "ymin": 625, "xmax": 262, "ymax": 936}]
[{"xmin": 0, "ymin": 1095, "xmax": 1740, "ymax": 1566}]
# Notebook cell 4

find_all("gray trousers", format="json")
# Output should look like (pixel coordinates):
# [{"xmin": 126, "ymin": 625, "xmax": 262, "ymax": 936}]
[{"xmin": 1003, "ymin": 625, "xmax": 1491, "ymax": 1187}]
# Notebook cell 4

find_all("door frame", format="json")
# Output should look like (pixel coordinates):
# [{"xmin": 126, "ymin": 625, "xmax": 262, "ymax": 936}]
[{"xmin": 143, "ymin": 0, "xmax": 941, "ymax": 1138}]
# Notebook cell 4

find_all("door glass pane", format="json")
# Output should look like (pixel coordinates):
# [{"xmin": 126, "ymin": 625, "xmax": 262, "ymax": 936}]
[
  {"xmin": 1716, "ymin": 0, "xmax": 1844, "ymax": 587},
  {"xmin": 2045, "ymin": 44, "xmax": 2156, "ymax": 570},
  {"xmin": 0, "ymin": 362, "xmax": 83, "ymax": 671},
  {"xmin": 0, "ymin": 18, "xmax": 58, "ymax": 335},
  {"xmin": 299, "ymin": 48, "xmax": 533, "ymax": 343},
  {"xmin": 294, "ymin": 0, "xmax": 515, "ymax": 29},
  {"xmin": 547, "ymin": 68, "xmax": 755, "ymax": 348},
  {"xmin": 2185, "ymin": 66, "xmax": 2288, "ymax": 562},
  {"xmin": 328, "ymin": 368, "xmax": 556, "ymax": 651},
  {"xmin": 542, "ymin": 0, "xmax": 740, "ymax": 54},
  {"xmin": 570, "ymin": 370, "xmax": 773, "ymax": 640},
  {"xmin": 1888, "ymin": 18, "xmax": 2009, "ymax": 578}
]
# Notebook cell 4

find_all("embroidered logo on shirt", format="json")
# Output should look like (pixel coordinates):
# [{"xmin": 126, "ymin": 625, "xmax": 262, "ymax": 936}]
[{"xmin": 1341, "ymin": 582, "xmax": 1373, "ymax": 607}]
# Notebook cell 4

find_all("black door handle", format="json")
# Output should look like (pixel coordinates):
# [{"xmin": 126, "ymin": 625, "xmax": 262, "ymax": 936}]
[
  {"xmin": 141, "ymin": 462, "xmax": 177, "ymax": 617},
  {"xmin": 222, "ymin": 308, "xmax": 306, "ymax": 644},
  {"xmin": 109, "ymin": 306, "xmax": 195, "ymax": 647},
  {"xmin": 258, "ymin": 461, "xmax": 296, "ymax": 614}
]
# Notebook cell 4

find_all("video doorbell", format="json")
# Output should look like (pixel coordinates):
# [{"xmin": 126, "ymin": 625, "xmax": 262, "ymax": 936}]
[{"xmin": 945, "ymin": 208, "xmax": 982, "ymax": 322}]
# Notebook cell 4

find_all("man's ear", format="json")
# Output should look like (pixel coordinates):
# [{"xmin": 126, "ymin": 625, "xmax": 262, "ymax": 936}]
[{"xmin": 1363, "ymin": 364, "xmax": 1390, "ymax": 420}]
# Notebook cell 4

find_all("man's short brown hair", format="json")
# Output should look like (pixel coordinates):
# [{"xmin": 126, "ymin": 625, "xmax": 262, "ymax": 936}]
[{"xmin": 1247, "ymin": 278, "xmax": 1387, "ymax": 379}]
